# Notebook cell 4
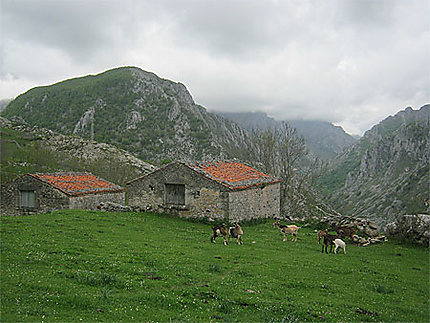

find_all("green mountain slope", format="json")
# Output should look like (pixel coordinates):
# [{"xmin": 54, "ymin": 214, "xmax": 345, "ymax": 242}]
[
  {"xmin": 317, "ymin": 105, "xmax": 430, "ymax": 227},
  {"xmin": 2, "ymin": 67, "xmax": 253, "ymax": 163}
]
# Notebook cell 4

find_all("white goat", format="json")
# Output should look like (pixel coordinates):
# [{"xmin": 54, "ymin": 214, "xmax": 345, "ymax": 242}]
[{"xmin": 334, "ymin": 238, "xmax": 346, "ymax": 254}]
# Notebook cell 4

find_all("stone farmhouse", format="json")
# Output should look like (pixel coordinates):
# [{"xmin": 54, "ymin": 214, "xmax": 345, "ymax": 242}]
[
  {"xmin": 1, "ymin": 172, "xmax": 125, "ymax": 215},
  {"xmin": 127, "ymin": 161, "xmax": 281, "ymax": 222}
]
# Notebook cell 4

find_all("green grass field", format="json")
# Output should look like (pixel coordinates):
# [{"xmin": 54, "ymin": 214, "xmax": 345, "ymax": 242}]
[{"xmin": 1, "ymin": 211, "xmax": 428, "ymax": 322}]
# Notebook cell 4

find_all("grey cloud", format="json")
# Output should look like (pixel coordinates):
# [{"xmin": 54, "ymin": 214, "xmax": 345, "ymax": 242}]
[{"xmin": 1, "ymin": 0, "xmax": 428, "ymax": 135}]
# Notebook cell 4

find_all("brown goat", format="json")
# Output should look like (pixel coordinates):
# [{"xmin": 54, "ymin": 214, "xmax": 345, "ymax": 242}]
[
  {"xmin": 211, "ymin": 224, "xmax": 228, "ymax": 245},
  {"xmin": 335, "ymin": 226, "xmax": 357, "ymax": 242},
  {"xmin": 273, "ymin": 221, "xmax": 300, "ymax": 242},
  {"xmin": 317, "ymin": 230, "xmax": 327, "ymax": 244}
]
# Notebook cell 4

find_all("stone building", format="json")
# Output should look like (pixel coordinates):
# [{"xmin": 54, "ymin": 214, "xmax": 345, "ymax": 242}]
[
  {"xmin": 1, "ymin": 172, "xmax": 125, "ymax": 215},
  {"xmin": 127, "ymin": 161, "xmax": 281, "ymax": 222}
]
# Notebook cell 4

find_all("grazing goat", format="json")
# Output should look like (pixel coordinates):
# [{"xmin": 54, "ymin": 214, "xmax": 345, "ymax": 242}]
[
  {"xmin": 321, "ymin": 232, "xmax": 339, "ymax": 253},
  {"xmin": 273, "ymin": 221, "xmax": 300, "ymax": 242},
  {"xmin": 334, "ymin": 239, "xmax": 346, "ymax": 254},
  {"xmin": 335, "ymin": 226, "xmax": 357, "ymax": 242},
  {"xmin": 211, "ymin": 224, "xmax": 228, "ymax": 245},
  {"xmin": 228, "ymin": 223, "xmax": 243, "ymax": 245}
]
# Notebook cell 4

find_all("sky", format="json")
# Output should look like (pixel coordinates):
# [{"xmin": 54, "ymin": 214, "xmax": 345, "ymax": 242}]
[{"xmin": 1, "ymin": 0, "xmax": 429, "ymax": 135}]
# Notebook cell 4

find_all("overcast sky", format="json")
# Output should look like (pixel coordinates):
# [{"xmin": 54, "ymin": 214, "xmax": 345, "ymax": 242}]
[{"xmin": 1, "ymin": 0, "xmax": 429, "ymax": 135}]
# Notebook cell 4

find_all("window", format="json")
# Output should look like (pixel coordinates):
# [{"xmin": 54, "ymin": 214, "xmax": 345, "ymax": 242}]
[
  {"xmin": 20, "ymin": 190, "xmax": 35, "ymax": 208},
  {"xmin": 165, "ymin": 184, "xmax": 185, "ymax": 205}
]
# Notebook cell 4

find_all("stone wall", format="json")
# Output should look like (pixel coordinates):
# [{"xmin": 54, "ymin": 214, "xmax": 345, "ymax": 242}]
[
  {"xmin": 69, "ymin": 192, "xmax": 125, "ymax": 210},
  {"xmin": 228, "ymin": 183, "xmax": 280, "ymax": 222},
  {"xmin": 1, "ymin": 175, "xmax": 69, "ymax": 215},
  {"xmin": 127, "ymin": 163, "xmax": 229, "ymax": 220},
  {"xmin": 127, "ymin": 162, "xmax": 281, "ymax": 222}
]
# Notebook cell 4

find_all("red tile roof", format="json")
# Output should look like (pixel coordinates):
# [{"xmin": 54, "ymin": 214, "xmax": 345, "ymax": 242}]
[
  {"xmin": 29, "ymin": 172, "xmax": 125, "ymax": 196},
  {"xmin": 186, "ymin": 161, "xmax": 280, "ymax": 190}
]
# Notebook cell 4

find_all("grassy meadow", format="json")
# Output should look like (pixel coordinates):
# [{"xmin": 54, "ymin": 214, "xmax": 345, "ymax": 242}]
[{"xmin": 1, "ymin": 210, "xmax": 428, "ymax": 322}]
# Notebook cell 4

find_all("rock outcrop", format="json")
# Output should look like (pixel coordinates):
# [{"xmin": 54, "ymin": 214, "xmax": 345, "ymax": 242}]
[{"xmin": 385, "ymin": 214, "xmax": 430, "ymax": 245}]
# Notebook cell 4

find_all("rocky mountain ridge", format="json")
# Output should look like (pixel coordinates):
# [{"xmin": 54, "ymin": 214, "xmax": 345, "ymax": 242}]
[
  {"xmin": 1, "ymin": 67, "xmax": 253, "ymax": 163},
  {"xmin": 318, "ymin": 105, "xmax": 429, "ymax": 227}
]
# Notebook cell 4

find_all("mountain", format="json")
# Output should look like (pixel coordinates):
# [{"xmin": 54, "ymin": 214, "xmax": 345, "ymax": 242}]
[
  {"xmin": 0, "ymin": 98, "xmax": 12, "ymax": 112},
  {"xmin": 216, "ymin": 111, "xmax": 356, "ymax": 160},
  {"xmin": 1, "ymin": 67, "xmax": 253, "ymax": 163},
  {"xmin": 317, "ymin": 105, "xmax": 429, "ymax": 227},
  {"xmin": 0, "ymin": 116, "xmax": 155, "ymax": 186}
]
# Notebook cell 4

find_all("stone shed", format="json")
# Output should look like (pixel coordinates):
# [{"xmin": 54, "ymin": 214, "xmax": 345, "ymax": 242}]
[
  {"xmin": 127, "ymin": 161, "xmax": 281, "ymax": 222},
  {"xmin": 1, "ymin": 172, "xmax": 125, "ymax": 215}
]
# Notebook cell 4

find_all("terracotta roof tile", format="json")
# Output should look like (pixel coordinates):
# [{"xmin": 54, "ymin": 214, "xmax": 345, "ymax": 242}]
[
  {"xmin": 29, "ymin": 172, "xmax": 125, "ymax": 196},
  {"xmin": 186, "ymin": 161, "xmax": 280, "ymax": 190}
]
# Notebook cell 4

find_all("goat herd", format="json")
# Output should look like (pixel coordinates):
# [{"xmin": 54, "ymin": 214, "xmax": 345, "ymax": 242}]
[{"xmin": 211, "ymin": 221, "xmax": 354, "ymax": 255}]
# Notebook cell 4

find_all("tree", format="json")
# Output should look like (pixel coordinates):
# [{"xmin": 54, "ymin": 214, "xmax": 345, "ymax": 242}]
[{"xmin": 252, "ymin": 122, "xmax": 324, "ymax": 217}]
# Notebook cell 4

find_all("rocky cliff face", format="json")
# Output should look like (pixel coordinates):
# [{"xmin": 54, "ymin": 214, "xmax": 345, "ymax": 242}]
[
  {"xmin": 2, "ymin": 67, "xmax": 253, "ymax": 163},
  {"xmin": 319, "ymin": 105, "xmax": 429, "ymax": 228},
  {"xmin": 217, "ymin": 111, "xmax": 356, "ymax": 160}
]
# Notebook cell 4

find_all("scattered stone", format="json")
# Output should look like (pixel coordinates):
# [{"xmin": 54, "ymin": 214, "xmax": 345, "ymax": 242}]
[{"xmin": 102, "ymin": 201, "xmax": 132, "ymax": 212}]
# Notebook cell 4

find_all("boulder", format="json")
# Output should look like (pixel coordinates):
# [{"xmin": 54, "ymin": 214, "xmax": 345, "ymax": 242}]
[{"xmin": 384, "ymin": 214, "xmax": 430, "ymax": 245}]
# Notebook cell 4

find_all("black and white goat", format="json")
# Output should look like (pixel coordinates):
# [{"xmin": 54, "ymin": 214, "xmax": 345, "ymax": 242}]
[{"xmin": 211, "ymin": 224, "xmax": 228, "ymax": 245}]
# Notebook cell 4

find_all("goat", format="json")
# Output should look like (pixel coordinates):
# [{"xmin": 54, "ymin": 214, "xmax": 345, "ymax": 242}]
[
  {"xmin": 317, "ymin": 230, "xmax": 327, "ymax": 244},
  {"xmin": 228, "ymin": 223, "xmax": 243, "ymax": 245},
  {"xmin": 333, "ymin": 225, "xmax": 357, "ymax": 242},
  {"xmin": 273, "ymin": 221, "xmax": 300, "ymax": 242},
  {"xmin": 334, "ymin": 238, "xmax": 346, "ymax": 254},
  {"xmin": 321, "ymin": 232, "xmax": 339, "ymax": 253},
  {"xmin": 211, "ymin": 223, "xmax": 228, "ymax": 245}
]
